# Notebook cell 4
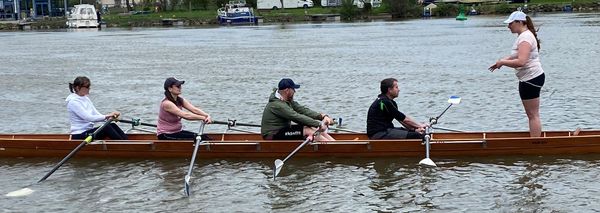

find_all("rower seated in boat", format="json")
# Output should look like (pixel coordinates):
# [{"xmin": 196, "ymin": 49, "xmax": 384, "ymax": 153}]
[
  {"xmin": 367, "ymin": 78, "xmax": 428, "ymax": 140},
  {"xmin": 157, "ymin": 77, "xmax": 212, "ymax": 140},
  {"xmin": 261, "ymin": 78, "xmax": 334, "ymax": 142},
  {"xmin": 66, "ymin": 76, "xmax": 128, "ymax": 140}
]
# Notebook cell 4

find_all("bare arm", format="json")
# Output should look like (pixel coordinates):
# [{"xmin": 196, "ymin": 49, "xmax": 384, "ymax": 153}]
[
  {"xmin": 400, "ymin": 116, "xmax": 426, "ymax": 130},
  {"xmin": 489, "ymin": 42, "xmax": 531, "ymax": 71},
  {"xmin": 499, "ymin": 42, "xmax": 531, "ymax": 68},
  {"xmin": 181, "ymin": 99, "xmax": 212, "ymax": 123},
  {"xmin": 163, "ymin": 100, "xmax": 206, "ymax": 121}
]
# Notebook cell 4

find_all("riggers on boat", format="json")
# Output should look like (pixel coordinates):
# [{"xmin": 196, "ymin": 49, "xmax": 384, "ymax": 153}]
[{"xmin": 0, "ymin": 130, "xmax": 598, "ymax": 159}]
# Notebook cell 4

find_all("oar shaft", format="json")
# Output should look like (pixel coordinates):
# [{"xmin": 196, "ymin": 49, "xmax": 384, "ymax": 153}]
[
  {"xmin": 329, "ymin": 127, "xmax": 363, "ymax": 133},
  {"xmin": 118, "ymin": 119, "xmax": 157, "ymax": 127},
  {"xmin": 39, "ymin": 120, "xmax": 113, "ymax": 182},
  {"xmin": 435, "ymin": 104, "xmax": 453, "ymax": 121},
  {"xmin": 434, "ymin": 127, "xmax": 465, "ymax": 133},
  {"xmin": 187, "ymin": 123, "xmax": 206, "ymax": 175},
  {"xmin": 184, "ymin": 122, "xmax": 206, "ymax": 197},
  {"xmin": 213, "ymin": 120, "xmax": 261, "ymax": 128},
  {"xmin": 281, "ymin": 138, "xmax": 312, "ymax": 163},
  {"xmin": 38, "ymin": 141, "xmax": 87, "ymax": 182}
]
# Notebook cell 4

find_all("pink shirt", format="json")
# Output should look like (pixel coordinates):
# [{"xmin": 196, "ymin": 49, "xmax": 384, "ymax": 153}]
[{"xmin": 157, "ymin": 99, "xmax": 183, "ymax": 135}]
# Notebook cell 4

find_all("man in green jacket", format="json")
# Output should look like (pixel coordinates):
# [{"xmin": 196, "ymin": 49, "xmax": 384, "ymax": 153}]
[{"xmin": 261, "ymin": 78, "xmax": 335, "ymax": 141}]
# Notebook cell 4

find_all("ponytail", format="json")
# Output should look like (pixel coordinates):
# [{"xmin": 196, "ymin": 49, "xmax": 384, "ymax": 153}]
[
  {"xmin": 525, "ymin": 16, "xmax": 540, "ymax": 51},
  {"xmin": 164, "ymin": 90, "xmax": 183, "ymax": 106}
]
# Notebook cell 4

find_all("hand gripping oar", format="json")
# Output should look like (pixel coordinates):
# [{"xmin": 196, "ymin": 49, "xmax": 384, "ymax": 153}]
[
  {"xmin": 273, "ymin": 124, "xmax": 323, "ymax": 180},
  {"xmin": 419, "ymin": 96, "xmax": 461, "ymax": 167},
  {"xmin": 184, "ymin": 121, "xmax": 206, "ymax": 197},
  {"xmin": 38, "ymin": 119, "xmax": 115, "ymax": 182}
]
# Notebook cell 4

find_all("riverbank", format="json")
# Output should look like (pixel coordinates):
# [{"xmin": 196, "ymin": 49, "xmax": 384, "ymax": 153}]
[{"xmin": 1, "ymin": 0, "xmax": 598, "ymax": 31}]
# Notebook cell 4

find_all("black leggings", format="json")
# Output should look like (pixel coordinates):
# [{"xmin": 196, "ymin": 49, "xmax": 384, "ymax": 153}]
[
  {"xmin": 158, "ymin": 130, "xmax": 197, "ymax": 140},
  {"xmin": 71, "ymin": 123, "xmax": 128, "ymax": 140}
]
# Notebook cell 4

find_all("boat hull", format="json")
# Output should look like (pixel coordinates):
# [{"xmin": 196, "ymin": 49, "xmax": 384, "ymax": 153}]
[
  {"xmin": 218, "ymin": 16, "xmax": 258, "ymax": 25},
  {"xmin": 1, "ymin": 130, "xmax": 599, "ymax": 159}
]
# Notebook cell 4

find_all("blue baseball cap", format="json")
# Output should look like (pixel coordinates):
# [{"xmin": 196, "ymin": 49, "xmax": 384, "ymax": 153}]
[{"xmin": 278, "ymin": 78, "xmax": 301, "ymax": 90}]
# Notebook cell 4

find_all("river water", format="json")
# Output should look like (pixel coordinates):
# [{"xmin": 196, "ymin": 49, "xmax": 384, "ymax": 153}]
[{"xmin": 1, "ymin": 12, "xmax": 600, "ymax": 212}]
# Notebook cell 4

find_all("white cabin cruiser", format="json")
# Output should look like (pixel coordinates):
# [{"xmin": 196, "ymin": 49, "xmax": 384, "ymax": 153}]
[{"xmin": 66, "ymin": 4, "xmax": 99, "ymax": 28}]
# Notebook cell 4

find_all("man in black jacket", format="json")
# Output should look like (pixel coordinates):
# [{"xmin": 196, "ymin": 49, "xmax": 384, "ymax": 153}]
[{"xmin": 366, "ymin": 78, "xmax": 428, "ymax": 139}]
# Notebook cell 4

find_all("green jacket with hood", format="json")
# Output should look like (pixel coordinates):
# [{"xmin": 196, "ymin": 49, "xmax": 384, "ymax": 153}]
[{"xmin": 261, "ymin": 89, "xmax": 322, "ymax": 138}]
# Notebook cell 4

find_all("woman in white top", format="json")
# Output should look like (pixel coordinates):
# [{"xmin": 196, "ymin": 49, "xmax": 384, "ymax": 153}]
[
  {"xmin": 66, "ymin": 76, "xmax": 127, "ymax": 140},
  {"xmin": 489, "ymin": 11, "xmax": 545, "ymax": 137}
]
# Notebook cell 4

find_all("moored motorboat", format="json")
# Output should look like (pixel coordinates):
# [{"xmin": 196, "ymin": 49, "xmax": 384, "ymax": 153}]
[
  {"xmin": 217, "ymin": 0, "xmax": 259, "ymax": 25},
  {"xmin": 66, "ymin": 4, "xmax": 99, "ymax": 28},
  {"xmin": 1, "ymin": 130, "xmax": 598, "ymax": 159}
]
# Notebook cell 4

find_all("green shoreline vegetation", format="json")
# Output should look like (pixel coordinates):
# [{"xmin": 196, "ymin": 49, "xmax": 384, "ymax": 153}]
[{"xmin": 0, "ymin": 0, "xmax": 598, "ymax": 30}]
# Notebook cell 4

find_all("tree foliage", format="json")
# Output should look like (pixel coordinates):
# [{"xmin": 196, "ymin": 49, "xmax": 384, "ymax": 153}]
[
  {"xmin": 385, "ymin": 0, "xmax": 420, "ymax": 18},
  {"xmin": 340, "ymin": 0, "xmax": 358, "ymax": 20}
]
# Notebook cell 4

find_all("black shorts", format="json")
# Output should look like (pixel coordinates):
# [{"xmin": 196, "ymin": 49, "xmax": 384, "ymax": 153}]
[
  {"xmin": 272, "ymin": 125, "xmax": 304, "ymax": 140},
  {"xmin": 519, "ymin": 73, "xmax": 545, "ymax": 100}
]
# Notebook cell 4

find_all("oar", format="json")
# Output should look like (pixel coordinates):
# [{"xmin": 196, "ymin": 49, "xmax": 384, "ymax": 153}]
[
  {"xmin": 273, "ymin": 124, "xmax": 323, "ymax": 180},
  {"xmin": 419, "ymin": 96, "xmax": 461, "ymax": 167},
  {"xmin": 118, "ymin": 118, "xmax": 157, "ymax": 127},
  {"xmin": 433, "ymin": 126, "xmax": 465, "ymax": 133},
  {"xmin": 39, "ymin": 119, "xmax": 115, "ymax": 182},
  {"xmin": 329, "ymin": 127, "xmax": 364, "ymax": 133},
  {"xmin": 213, "ymin": 119, "xmax": 261, "ymax": 128},
  {"xmin": 183, "ymin": 121, "xmax": 206, "ymax": 197}
]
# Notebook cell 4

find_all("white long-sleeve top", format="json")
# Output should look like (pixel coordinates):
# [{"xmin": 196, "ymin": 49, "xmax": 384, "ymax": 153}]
[{"xmin": 66, "ymin": 93, "xmax": 106, "ymax": 134}]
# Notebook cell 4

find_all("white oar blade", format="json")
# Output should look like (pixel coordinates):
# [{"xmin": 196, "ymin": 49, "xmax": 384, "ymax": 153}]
[
  {"xmin": 419, "ymin": 158, "xmax": 437, "ymax": 167},
  {"xmin": 448, "ymin": 96, "xmax": 461, "ymax": 105},
  {"xmin": 5, "ymin": 188, "xmax": 34, "ymax": 197},
  {"xmin": 273, "ymin": 159, "xmax": 284, "ymax": 178}
]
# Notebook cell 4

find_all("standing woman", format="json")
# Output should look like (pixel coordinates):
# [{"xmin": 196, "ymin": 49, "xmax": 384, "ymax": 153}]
[
  {"xmin": 157, "ymin": 77, "xmax": 212, "ymax": 140},
  {"xmin": 66, "ymin": 76, "xmax": 128, "ymax": 140},
  {"xmin": 489, "ymin": 11, "xmax": 545, "ymax": 137}
]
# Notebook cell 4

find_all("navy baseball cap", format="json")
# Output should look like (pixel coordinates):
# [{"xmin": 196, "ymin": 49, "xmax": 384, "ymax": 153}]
[
  {"xmin": 164, "ymin": 77, "xmax": 185, "ymax": 90},
  {"xmin": 278, "ymin": 78, "xmax": 301, "ymax": 90}
]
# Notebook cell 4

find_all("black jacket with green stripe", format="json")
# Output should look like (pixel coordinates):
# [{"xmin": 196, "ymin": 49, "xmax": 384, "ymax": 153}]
[
  {"xmin": 366, "ymin": 94, "xmax": 407, "ymax": 137},
  {"xmin": 261, "ymin": 89, "xmax": 322, "ymax": 138}
]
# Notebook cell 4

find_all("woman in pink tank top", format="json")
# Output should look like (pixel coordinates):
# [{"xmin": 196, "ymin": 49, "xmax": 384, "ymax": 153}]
[{"xmin": 157, "ymin": 77, "xmax": 213, "ymax": 140}]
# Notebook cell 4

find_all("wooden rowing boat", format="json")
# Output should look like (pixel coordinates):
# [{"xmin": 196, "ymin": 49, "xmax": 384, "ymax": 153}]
[{"xmin": 1, "ymin": 130, "xmax": 599, "ymax": 158}]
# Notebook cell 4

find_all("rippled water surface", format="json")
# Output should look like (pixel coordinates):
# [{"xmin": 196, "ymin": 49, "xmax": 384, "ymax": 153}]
[{"xmin": 1, "ymin": 12, "xmax": 600, "ymax": 212}]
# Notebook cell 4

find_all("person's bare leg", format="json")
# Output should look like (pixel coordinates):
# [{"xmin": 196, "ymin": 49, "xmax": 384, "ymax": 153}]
[
  {"xmin": 304, "ymin": 126, "xmax": 335, "ymax": 141},
  {"xmin": 317, "ymin": 132, "xmax": 335, "ymax": 141},
  {"xmin": 522, "ymin": 98, "xmax": 541, "ymax": 137},
  {"xmin": 303, "ymin": 126, "xmax": 315, "ymax": 141}
]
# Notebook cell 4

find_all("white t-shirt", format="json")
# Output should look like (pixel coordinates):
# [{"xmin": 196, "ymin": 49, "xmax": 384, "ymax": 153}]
[{"xmin": 510, "ymin": 30, "xmax": 544, "ymax": 81}]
